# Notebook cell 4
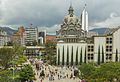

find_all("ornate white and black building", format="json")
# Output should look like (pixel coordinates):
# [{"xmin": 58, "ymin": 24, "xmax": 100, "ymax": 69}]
[
  {"xmin": 56, "ymin": 5, "xmax": 120, "ymax": 65},
  {"xmin": 56, "ymin": 4, "xmax": 88, "ymax": 43}
]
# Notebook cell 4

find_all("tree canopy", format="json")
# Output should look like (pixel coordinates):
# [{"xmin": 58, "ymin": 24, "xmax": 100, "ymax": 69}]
[
  {"xmin": 19, "ymin": 65, "xmax": 35, "ymax": 82},
  {"xmin": 78, "ymin": 62, "xmax": 120, "ymax": 82},
  {"xmin": 0, "ymin": 44, "xmax": 30, "ymax": 82},
  {"xmin": 45, "ymin": 42, "xmax": 56, "ymax": 65},
  {"xmin": 0, "ymin": 47, "xmax": 14, "ymax": 69}
]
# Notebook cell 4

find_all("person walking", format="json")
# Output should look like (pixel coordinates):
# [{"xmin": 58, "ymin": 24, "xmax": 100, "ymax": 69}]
[
  {"xmin": 66, "ymin": 74, "xmax": 68, "ymax": 78},
  {"xmin": 70, "ymin": 73, "xmax": 73, "ymax": 79},
  {"xmin": 79, "ymin": 79, "xmax": 82, "ymax": 82},
  {"xmin": 58, "ymin": 73, "xmax": 60, "ymax": 80},
  {"xmin": 40, "ymin": 79, "xmax": 42, "ymax": 82}
]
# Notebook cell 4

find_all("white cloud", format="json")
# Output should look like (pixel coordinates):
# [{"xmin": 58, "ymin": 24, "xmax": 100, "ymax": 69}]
[
  {"xmin": 1, "ymin": 0, "xmax": 120, "ymax": 33},
  {"xmin": 110, "ymin": 12, "xmax": 118, "ymax": 18},
  {"xmin": 38, "ymin": 24, "xmax": 60, "ymax": 34},
  {"xmin": 94, "ymin": 12, "xmax": 120, "ymax": 28}
]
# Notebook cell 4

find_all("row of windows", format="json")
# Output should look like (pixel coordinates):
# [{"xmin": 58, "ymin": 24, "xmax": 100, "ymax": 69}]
[
  {"xmin": 87, "ymin": 54, "xmax": 112, "ymax": 60},
  {"xmin": 88, "ymin": 45, "xmax": 94, "ymax": 52},
  {"xmin": 106, "ymin": 37, "xmax": 112, "ymax": 44},
  {"xmin": 88, "ymin": 45, "xmax": 94, "ymax": 48},
  {"xmin": 88, "ymin": 49, "xmax": 94, "ymax": 52},
  {"xmin": 65, "ymin": 39, "xmax": 79, "ymax": 43},
  {"xmin": 106, "ymin": 46, "xmax": 112, "ymax": 52},
  {"xmin": 88, "ymin": 54, "xmax": 94, "ymax": 60},
  {"xmin": 87, "ymin": 45, "xmax": 113, "ymax": 52},
  {"xmin": 106, "ymin": 37, "xmax": 112, "ymax": 41},
  {"xmin": 106, "ymin": 48, "xmax": 112, "ymax": 52},
  {"xmin": 106, "ymin": 54, "xmax": 112, "ymax": 60}
]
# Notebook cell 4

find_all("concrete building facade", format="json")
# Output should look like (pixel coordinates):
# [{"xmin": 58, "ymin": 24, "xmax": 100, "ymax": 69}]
[
  {"xmin": 56, "ymin": 5, "xmax": 120, "ymax": 65},
  {"xmin": 24, "ymin": 26, "xmax": 38, "ymax": 46},
  {"xmin": 0, "ymin": 28, "xmax": 10, "ymax": 46},
  {"xmin": 38, "ymin": 30, "xmax": 46, "ymax": 44}
]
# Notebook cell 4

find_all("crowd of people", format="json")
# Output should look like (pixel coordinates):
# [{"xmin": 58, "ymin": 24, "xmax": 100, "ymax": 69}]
[{"xmin": 29, "ymin": 58, "xmax": 86, "ymax": 82}]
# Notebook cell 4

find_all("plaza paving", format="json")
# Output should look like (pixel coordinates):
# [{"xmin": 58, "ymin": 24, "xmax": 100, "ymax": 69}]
[{"xmin": 32, "ymin": 64, "xmax": 80, "ymax": 82}]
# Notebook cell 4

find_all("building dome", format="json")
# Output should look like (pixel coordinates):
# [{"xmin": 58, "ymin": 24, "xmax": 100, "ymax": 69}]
[
  {"xmin": 57, "ymin": 5, "xmax": 86, "ymax": 43},
  {"xmin": 64, "ymin": 15, "xmax": 79, "ymax": 24},
  {"xmin": 63, "ymin": 5, "xmax": 79, "ymax": 25}
]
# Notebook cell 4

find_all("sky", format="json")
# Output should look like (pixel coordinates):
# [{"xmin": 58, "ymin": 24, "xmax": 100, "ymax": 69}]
[{"xmin": 0, "ymin": 0, "xmax": 120, "ymax": 33}]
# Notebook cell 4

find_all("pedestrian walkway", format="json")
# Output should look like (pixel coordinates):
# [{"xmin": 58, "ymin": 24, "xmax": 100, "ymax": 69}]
[{"xmin": 32, "ymin": 64, "xmax": 79, "ymax": 82}]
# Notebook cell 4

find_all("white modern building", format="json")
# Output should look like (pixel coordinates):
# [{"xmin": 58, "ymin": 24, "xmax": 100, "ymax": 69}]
[
  {"xmin": 81, "ymin": 4, "xmax": 88, "ymax": 32},
  {"xmin": 38, "ymin": 37, "xmax": 43, "ymax": 44},
  {"xmin": 24, "ymin": 26, "xmax": 38, "ymax": 46},
  {"xmin": 56, "ymin": 5, "xmax": 120, "ymax": 65},
  {"xmin": 38, "ymin": 30, "xmax": 46, "ymax": 44}
]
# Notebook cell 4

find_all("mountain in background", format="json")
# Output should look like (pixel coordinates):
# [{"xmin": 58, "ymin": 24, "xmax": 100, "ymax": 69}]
[
  {"xmin": 0, "ymin": 26, "xmax": 111, "ymax": 36},
  {"xmin": 89, "ymin": 28, "xmax": 109, "ymax": 35},
  {"xmin": 47, "ymin": 28, "xmax": 110, "ymax": 35},
  {"xmin": 0, "ymin": 26, "xmax": 16, "ymax": 35}
]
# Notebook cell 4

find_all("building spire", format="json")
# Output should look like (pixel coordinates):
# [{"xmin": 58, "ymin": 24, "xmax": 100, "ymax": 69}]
[
  {"xmin": 85, "ymin": 4, "xmax": 87, "ymax": 7},
  {"xmin": 81, "ymin": 4, "xmax": 89, "ymax": 32},
  {"xmin": 84, "ymin": 4, "xmax": 87, "ymax": 10},
  {"xmin": 68, "ymin": 2, "xmax": 74, "ymax": 16}
]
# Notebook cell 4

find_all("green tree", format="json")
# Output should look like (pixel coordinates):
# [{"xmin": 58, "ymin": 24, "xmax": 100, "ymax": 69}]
[
  {"xmin": 80, "ymin": 48, "xmax": 82, "ymax": 65},
  {"xmin": 0, "ymin": 44, "xmax": 27, "ymax": 82},
  {"xmin": 10, "ymin": 44, "xmax": 26, "ymax": 67},
  {"xmin": 84, "ymin": 48, "xmax": 87, "ymax": 63},
  {"xmin": 71, "ymin": 46, "xmax": 73, "ymax": 66},
  {"xmin": 57, "ymin": 48, "xmax": 60, "ymax": 65},
  {"xmin": 99, "ymin": 62, "xmax": 120, "ymax": 81},
  {"xmin": 62, "ymin": 46, "xmax": 64, "ymax": 65},
  {"xmin": 102, "ymin": 46, "xmax": 104, "ymax": 63},
  {"xmin": 0, "ymin": 70, "xmax": 13, "ymax": 82},
  {"xmin": 9, "ymin": 55, "xmax": 27, "ymax": 66},
  {"xmin": 78, "ymin": 63, "xmax": 95, "ymax": 80},
  {"xmin": 91, "ymin": 67, "xmax": 105, "ymax": 81},
  {"xmin": 19, "ymin": 65, "xmax": 35, "ymax": 82},
  {"xmin": 75, "ymin": 47, "xmax": 78, "ymax": 65},
  {"xmin": 45, "ymin": 42, "xmax": 56, "ymax": 65},
  {"xmin": 98, "ymin": 46, "xmax": 100, "ymax": 65},
  {"xmin": 12, "ymin": 43, "xmax": 25, "ymax": 57},
  {"xmin": 78, "ymin": 62, "xmax": 120, "ymax": 81},
  {"xmin": 116, "ymin": 49, "xmax": 118, "ymax": 62},
  {"xmin": 66, "ymin": 46, "xmax": 69, "ymax": 65},
  {"xmin": 0, "ymin": 47, "xmax": 14, "ymax": 69}
]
